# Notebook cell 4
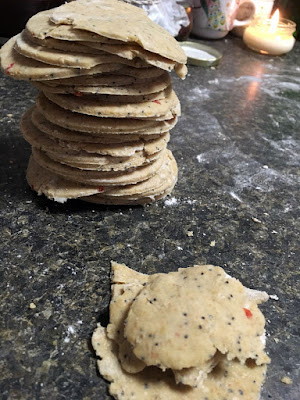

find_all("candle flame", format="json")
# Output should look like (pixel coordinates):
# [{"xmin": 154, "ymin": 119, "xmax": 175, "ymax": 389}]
[{"xmin": 270, "ymin": 9, "xmax": 280, "ymax": 34}]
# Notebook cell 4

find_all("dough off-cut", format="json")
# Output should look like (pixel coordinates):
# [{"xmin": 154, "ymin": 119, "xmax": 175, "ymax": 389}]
[{"xmin": 92, "ymin": 261, "xmax": 270, "ymax": 399}]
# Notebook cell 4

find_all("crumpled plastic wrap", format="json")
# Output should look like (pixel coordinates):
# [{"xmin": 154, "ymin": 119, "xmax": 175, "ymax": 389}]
[{"xmin": 131, "ymin": 0, "xmax": 190, "ymax": 37}]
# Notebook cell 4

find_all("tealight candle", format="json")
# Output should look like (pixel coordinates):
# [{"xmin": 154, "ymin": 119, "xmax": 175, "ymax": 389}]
[{"xmin": 243, "ymin": 10, "xmax": 296, "ymax": 55}]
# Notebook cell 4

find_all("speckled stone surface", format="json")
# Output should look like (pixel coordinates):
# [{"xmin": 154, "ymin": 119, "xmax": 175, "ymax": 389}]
[{"xmin": 0, "ymin": 36, "xmax": 299, "ymax": 400}]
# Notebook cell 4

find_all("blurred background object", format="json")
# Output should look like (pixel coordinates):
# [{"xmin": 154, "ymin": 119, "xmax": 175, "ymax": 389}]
[
  {"xmin": 0, "ymin": 0, "xmax": 297, "ymax": 41},
  {"xmin": 0, "ymin": 0, "xmax": 65, "ymax": 38},
  {"xmin": 189, "ymin": 0, "xmax": 257, "ymax": 39},
  {"xmin": 273, "ymin": 0, "xmax": 300, "ymax": 38},
  {"xmin": 233, "ymin": 0, "xmax": 299, "ymax": 39},
  {"xmin": 232, "ymin": 0, "xmax": 275, "ymax": 37},
  {"xmin": 125, "ymin": 0, "xmax": 191, "ymax": 38}
]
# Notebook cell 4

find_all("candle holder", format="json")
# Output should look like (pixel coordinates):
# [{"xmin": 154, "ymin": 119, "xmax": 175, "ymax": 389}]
[{"xmin": 243, "ymin": 16, "xmax": 296, "ymax": 55}]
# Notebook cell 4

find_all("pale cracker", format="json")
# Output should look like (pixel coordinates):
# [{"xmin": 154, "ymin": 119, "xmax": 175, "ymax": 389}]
[
  {"xmin": 85, "ymin": 150, "xmax": 177, "ymax": 198},
  {"xmin": 104, "ymin": 65, "xmax": 166, "ymax": 80},
  {"xmin": 22, "ymin": 109, "xmax": 139, "ymax": 158},
  {"xmin": 27, "ymin": 34, "xmax": 106, "ymax": 54},
  {"xmin": 26, "ymin": 107, "xmax": 170, "ymax": 156},
  {"xmin": 34, "ymin": 74, "xmax": 137, "ymax": 88},
  {"xmin": 82, "ymin": 169, "xmax": 178, "ymax": 205},
  {"xmin": 124, "ymin": 265, "xmax": 270, "ymax": 371},
  {"xmin": 82, "ymin": 41, "xmax": 177, "ymax": 72},
  {"xmin": 41, "ymin": 66, "xmax": 165, "ymax": 86},
  {"xmin": 27, "ymin": 157, "xmax": 169, "ymax": 204},
  {"xmin": 31, "ymin": 147, "xmax": 167, "ymax": 186},
  {"xmin": 33, "ymin": 71, "xmax": 171, "ymax": 96},
  {"xmin": 82, "ymin": 186, "xmax": 175, "ymax": 205},
  {"xmin": 22, "ymin": 108, "xmax": 166, "ymax": 164},
  {"xmin": 31, "ymin": 108, "xmax": 165, "ymax": 144},
  {"xmin": 45, "ymin": 148, "xmax": 162, "ymax": 171},
  {"xmin": 26, "ymin": 10, "xmax": 126, "ymax": 44},
  {"xmin": 50, "ymin": 0, "xmax": 187, "ymax": 65},
  {"xmin": 0, "ymin": 36, "xmax": 138, "ymax": 81},
  {"xmin": 36, "ymin": 93, "xmax": 177, "ymax": 135},
  {"xmin": 15, "ymin": 30, "xmax": 149, "ymax": 69},
  {"xmin": 92, "ymin": 325, "xmax": 267, "ymax": 400},
  {"xmin": 26, "ymin": 155, "xmax": 100, "ymax": 202},
  {"xmin": 49, "ymin": 134, "xmax": 169, "ymax": 158},
  {"xmin": 15, "ymin": 30, "xmax": 110, "ymax": 69},
  {"xmin": 39, "ymin": 85, "xmax": 173, "ymax": 105},
  {"xmin": 43, "ymin": 89, "xmax": 180, "ymax": 119}
]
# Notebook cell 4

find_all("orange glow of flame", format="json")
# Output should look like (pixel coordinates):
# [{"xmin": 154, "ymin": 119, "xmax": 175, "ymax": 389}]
[
  {"xmin": 246, "ymin": 64, "xmax": 264, "ymax": 103},
  {"xmin": 270, "ymin": 9, "xmax": 280, "ymax": 34}
]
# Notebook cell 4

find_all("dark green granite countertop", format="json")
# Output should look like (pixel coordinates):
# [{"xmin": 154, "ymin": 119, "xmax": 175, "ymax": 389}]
[{"xmin": 0, "ymin": 36, "xmax": 299, "ymax": 399}]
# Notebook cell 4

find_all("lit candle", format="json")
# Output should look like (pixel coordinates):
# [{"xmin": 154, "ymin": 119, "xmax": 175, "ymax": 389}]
[{"xmin": 243, "ymin": 10, "xmax": 296, "ymax": 55}]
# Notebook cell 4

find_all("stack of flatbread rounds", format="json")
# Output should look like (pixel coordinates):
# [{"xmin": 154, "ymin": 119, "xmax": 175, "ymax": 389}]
[
  {"xmin": 92, "ymin": 262, "xmax": 270, "ymax": 399},
  {"xmin": 0, "ymin": 0, "xmax": 187, "ymax": 205}
]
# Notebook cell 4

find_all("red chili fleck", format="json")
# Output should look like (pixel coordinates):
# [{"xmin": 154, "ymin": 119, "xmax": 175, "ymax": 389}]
[
  {"xmin": 243, "ymin": 308, "xmax": 253, "ymax": 318},
  {"xmin": 6, "ymin": 62, "xmax": 15, "ymax": 75},
  {"xmin": 98, "ymin": 186, "xmax": 104, "ymax": 192},
  {"xmin": 153, "ymin": 100, "xmax": 161, "ymax": 105},
  {"xmin": 74, "ymin": 91, "xmax": 83, "ymax": 97},
  {"xmin": 31, "ymin": 184, "xmax": 35, "ymax": 190}
]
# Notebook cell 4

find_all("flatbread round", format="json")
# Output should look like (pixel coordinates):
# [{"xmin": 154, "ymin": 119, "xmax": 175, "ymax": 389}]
[
  {"xmin": 43, "ymin": 89, "xmax": 180, "ymax": 119},
  {"xmin": 83, "ymin": 150, "xmax": 177, "ymax": 200},
  {"xmin": 36, "ymin": 93, "xmax": 177, "ymax": 134},
  {"xmin": 50, "ymin": 0, "xmax": 186, "ymax": 64},
  {"xmin": 31, "ymin": 146, "xmax": 167, "ymax": 186},
  {"xmin": 26, "ymin": 10, "xmax": 126, "ymax": 44},
  {"xmin": 26, "ymin": 155, "xmax": 99, "ymax": 202},
  {"xmin": 0, "ymin": 36, "xmax": 138, "ymax": 81},
  {"xmin": 31, "ymin": 108, "xmax": 165, "ymax": 144},
  {"xmin": 15, "ymin": 30, "xmax": 111, "ymax": 69},
  {"xmin": 33, "ymin": 71, "xmax": 171, "ymax": 96}
]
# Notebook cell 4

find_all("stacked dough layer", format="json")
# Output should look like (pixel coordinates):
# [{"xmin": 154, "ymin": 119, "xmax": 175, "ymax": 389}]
[
  {"xmin": 92, "ymin": 262, "xmax": 270, "ymax": 400},
  {"xmin": 0, "ymin": 0, "xmax": 187, "ymax": 205}
]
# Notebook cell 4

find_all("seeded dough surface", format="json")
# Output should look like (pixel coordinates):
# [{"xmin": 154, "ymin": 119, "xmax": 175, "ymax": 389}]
[{"xmin": 125, "ymin": 265, "xmax": 269, "ymax": 371}]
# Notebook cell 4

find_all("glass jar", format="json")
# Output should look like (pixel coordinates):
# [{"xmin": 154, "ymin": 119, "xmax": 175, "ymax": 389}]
[{"xmin": 243, "ymin": 16, "xmax": 296, "ymax": 55}]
